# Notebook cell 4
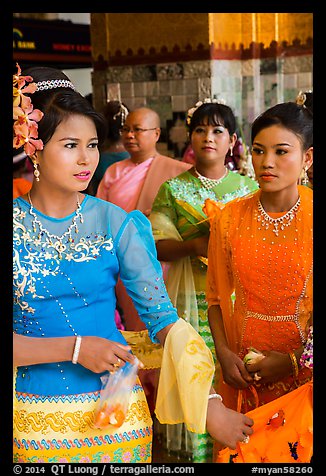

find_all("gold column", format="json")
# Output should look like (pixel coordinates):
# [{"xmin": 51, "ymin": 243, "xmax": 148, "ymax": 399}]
[
  {"xmin": 91, "ymin": 13, "xmax": 211, "ymax": 65},
  {"xmin": 91, "ymin": 13, "xmax": 312, "ymax": 66},
  {"xmin": 208, "ymin": 13, "xmax": 312, "ymax": 52}
]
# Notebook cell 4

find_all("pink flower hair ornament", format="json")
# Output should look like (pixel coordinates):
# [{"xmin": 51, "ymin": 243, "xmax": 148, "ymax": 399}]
[{"xmin": 13, "ymin": 63, "xmax": 44, "ymax": 156}]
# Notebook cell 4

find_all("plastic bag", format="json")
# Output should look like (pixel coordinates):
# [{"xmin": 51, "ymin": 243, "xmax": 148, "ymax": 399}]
[{"xmin": 94, "ymin": 357, "xmax": 139, "ymax": 429}]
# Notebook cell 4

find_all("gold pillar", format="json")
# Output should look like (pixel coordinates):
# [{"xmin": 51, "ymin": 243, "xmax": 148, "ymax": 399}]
[
  {"xmin": 91, "ymin": 13, "xmax": 313, "ymax": 66},
  {"xmin": 91, "ymin": 13, "xmax": 211, "ymax": 65}
]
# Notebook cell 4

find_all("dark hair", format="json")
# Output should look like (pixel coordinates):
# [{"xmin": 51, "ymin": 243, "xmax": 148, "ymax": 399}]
[
  {"xmin": 188, "ymin": 102, "xmax": 237, "ymax": 136},
  {"xmin": 251, "ymin": 102, "xmax": 313, "ymax": 150},
  {"xmin": 22, "ymin": 66, "xmax": 107, "ymax": 148},
  {"xmin": 103, "ymin": 101, "xmax": 129, "ymax": 143}
]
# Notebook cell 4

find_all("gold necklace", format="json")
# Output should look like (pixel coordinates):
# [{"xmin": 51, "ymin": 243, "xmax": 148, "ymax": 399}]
[
  {"xmin": 194, "ymin": 167, "xmax": 228, "ymax": 189},
  {"xmin": 28, "ymin": 192, "xmax": 83, "ymax": 259},
  {"xmin": 256, "ymin": 196, "xmax": 301, "ymax": 236}
]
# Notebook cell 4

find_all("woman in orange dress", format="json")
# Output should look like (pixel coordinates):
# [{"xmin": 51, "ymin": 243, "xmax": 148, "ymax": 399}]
[{"xmin": 206, "ymin": 101, "xmax": 313, "ymax": 461}]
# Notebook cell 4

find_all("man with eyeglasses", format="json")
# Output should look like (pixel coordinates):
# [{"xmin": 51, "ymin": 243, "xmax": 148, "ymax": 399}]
[
  {"xmin": 97, "ymin": 107, "xmax": 190, "ymax": 215},
  {"xmin": 96, "ymin": 107, "xmax": 190, "ymax": 415}
]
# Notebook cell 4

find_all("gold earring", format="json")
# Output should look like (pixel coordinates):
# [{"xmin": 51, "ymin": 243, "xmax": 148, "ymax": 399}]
[
  {"xmin": 229, "ymin": 146, "xmax": 233, "ymax": 157},
  {"xmin": 33, "ymin": 162, "xmax": 40, "ymax": 181},
  {"xmin": 301, "ymin": 166, "xmax": 309, "ymax": 185}
]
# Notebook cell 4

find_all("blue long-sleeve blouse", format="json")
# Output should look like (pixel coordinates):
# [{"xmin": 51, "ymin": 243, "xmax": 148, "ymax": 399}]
[{"xmin": 13, "ymin": 195, "xmax": 179, "ymax": 395}]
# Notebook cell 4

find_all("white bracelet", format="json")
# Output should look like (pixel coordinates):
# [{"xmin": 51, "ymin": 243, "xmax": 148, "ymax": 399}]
[
  {"xmin": 72, "ymin": 335, "xmax": 82, "ymax": 364},
  {"xmin": 208, "ymin": 393, "xmax": 223, "ymax": 402}
]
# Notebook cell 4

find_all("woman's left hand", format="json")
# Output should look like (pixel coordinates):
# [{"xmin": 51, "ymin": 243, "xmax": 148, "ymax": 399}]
[
  {"xmin": 246, "ymin": 350, "xmax": 292, "ymax": 383},
  {"xmin": 206, "ymin": 397, "xmax": 254, "ymax": 449}
]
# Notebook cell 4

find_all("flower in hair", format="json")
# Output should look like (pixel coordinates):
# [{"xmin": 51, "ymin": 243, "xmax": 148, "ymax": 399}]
[
  {"xmin": 13, "ymin": 63, "xmax": 44, "ymax": 156},
  {"xmin": 13, "ymin": 96, "xmax": 43, "ymax": 128},
  {"xmin": 13, "ymin": 122, "xmax": 44, "ymax": 156},
  {"xmin": 295, "ymin": 90, "xmax": 312, "ymax": 108},
  {"xmin": 113, "ymin": 103, "xmax": 129, "ymax": 126},
  {"xmin": 186, "ymin": 97, "xmax": 227, "ymax": 126},
  {"xmin": 13, "ymin": 63, "xmax": 37, "ymax": 107},
  {"xmin": 295, "ymin": 91, "xmax": 307, "ymax": 107}
]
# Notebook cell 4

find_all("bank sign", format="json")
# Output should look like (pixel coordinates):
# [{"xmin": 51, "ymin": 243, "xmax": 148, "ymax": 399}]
[{"xmin": 13, "ymin": 19, "xmax": 91, "ymax": 66}]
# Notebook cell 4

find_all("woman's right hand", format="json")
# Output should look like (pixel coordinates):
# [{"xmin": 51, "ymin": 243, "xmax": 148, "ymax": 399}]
[
  {"xmin": 13, "ymin": 334, "xmax": 142, "ymax": 371},
  {"xmin": 77, "ymin": 336, "xmax": 139, "ymax": 373},
  {"xmin": 219, "ymin": 347, "xmax": 253, "ymax": 389}
]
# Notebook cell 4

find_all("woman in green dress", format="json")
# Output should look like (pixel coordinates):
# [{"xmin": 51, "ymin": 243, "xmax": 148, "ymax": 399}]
[{"xmin": 149, "ymin": 99, "xmax": 258, "ymax": 463}]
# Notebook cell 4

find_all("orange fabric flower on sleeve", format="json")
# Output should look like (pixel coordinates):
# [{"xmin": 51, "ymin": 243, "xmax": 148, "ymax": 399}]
[{"xmin": 202, "ymin": 198, "xmax": 225, "ymax": 225}]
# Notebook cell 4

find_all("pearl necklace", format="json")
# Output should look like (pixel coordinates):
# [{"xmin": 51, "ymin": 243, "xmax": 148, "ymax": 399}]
[
  {"xmin": 256, "ymin": 196, "xmax": 301, "ymax": 236},
  {"xmin": 28, "ymin": 192, "xmax": 84, "ymax": 259},
  {"xmin": 194, "ymin": 167, "xmax": 228, "ymax": 189}
]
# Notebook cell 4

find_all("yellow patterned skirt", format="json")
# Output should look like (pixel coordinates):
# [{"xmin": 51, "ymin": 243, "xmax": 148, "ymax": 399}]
[{"xmin": 13, "ymin": 379, "xmax": 153, "ymax": 463}]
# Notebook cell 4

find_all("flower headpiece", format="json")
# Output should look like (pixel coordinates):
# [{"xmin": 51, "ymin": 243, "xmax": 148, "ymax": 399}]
[
  {"xmin": 13, "ymin": 63, "xmax": 44, "ymax": 156},
  {"xmin": 295, "ymin": 90, "xmax": 312, "ymax": 108},
  {"xmin": 113, "ymin": 103, "xmax": 129, "ymax": 126},
  {"xmin": 186, "ymin": 97, "xmax": 227, "ymax": 126}
]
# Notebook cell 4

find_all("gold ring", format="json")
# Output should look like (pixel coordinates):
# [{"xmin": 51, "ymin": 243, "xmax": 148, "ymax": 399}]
[
  {"xmin": 113, "ymin": 358, "xmax": 121, "ymax": 368},
  {"xmin": 254, "ymin": 372, "xmax": 261, "ymax": 381},
  {"xmin": 241, "ymin": 435, "xmax": 250, "ymax": 444}
]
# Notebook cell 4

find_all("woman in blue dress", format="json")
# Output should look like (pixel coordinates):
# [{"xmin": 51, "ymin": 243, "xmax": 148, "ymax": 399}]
[{"xmin": 13, "ymin": 64, "xmax": 253, "ymax": 463}]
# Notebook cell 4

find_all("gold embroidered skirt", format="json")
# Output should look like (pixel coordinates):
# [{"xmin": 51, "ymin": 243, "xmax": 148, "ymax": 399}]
[{"xmin": 13, "ymin": 380, "xmax": 153, "ymax": 463}]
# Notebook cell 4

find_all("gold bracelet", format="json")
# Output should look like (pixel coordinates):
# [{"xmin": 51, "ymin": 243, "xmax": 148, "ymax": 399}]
[{"xmin": 288, "ymin": 351, "xmax": 299, "ymax": 379}]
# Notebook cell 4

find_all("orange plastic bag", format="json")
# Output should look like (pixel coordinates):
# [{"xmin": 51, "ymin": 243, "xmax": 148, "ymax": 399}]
[
  {"xmin": 94, "ymin": 357, "xmax": 139, "ymax": 429},
  {"xmin": 217, "ymin": 381, "xmax": 313, "ymax": 463}
]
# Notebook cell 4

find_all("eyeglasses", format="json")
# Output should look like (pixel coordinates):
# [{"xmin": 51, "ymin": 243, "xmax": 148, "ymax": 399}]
[{"xmin": 120, "ymin": 126, "xmax": 157, "ymax": 135}]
